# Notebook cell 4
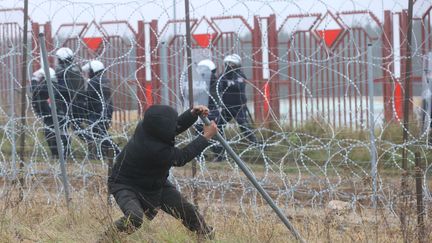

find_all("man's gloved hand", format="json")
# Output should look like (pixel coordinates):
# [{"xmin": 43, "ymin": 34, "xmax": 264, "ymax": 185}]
[{"xmin": 191, "ymin": 105, "xmax": 209, "ymax": 117}]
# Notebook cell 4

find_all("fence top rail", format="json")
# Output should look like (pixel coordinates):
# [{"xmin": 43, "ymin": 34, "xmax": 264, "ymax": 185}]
[
  {"xmin": 0, "ymin": 8, "xmax": 33, "ymax": 24},
  {"xmin": 211, "ymin": 15, "xmax": 253, "ymax": 32},
  {"xmin": 54, "ymin": 22, "xmax": 88, "ymax": 37},
  {"xmin": 278, "ymin": 10, "xmax": 383, "ymax": 35},
  {"xmin": 338, "ymin": 10, "xmax": 382, "ymax": 26},
  {"xmin": 158, "ymin": 18, "xmax": 198, "ymax": 37},
  {"xmin": 422, "ymin": 5, "xmax": 432, "ymax": 20},
  {"xmin": 280, "ymin": 26, "xmax": 380, "ymax": 47},
  {"xmin": 80, "ymin": 20, "xmax": 108, "ymax": 39},
  {"xmin": 99, "ymin": 20, "xmax": 137, "ymax": 36},
  {"xmin": 278, "ymin": 13, "xmax": 321, "ymax": 33}
]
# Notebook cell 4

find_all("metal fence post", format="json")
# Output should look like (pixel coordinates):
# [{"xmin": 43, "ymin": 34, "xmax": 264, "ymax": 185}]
[
  {"xmin": 8, "ymin": 46, "xmax": 17, "ymax": 181},
  {"xmin": 382, "ymin": 10, "xmax": 394, "ymax": 122},
  {"xmin": 149, "ymin": 20, "xmax": 160, "ymax": 105},
  {"xmin": 39, "ymin": 33, "xmax": 71, "ymax": 208},
  {"xmin": 252, "ymin": 15, "xmax": 264, "ymax": 123},
  {"xmin": 267, "ymin": 14, "xmax": 280, "ymax": 121},
  {"xmin": 414, "ymin": 152, "xmax": 425, "ymax": 243},
  {"xmin": 136, "ymin": 20, "xmax": 147, "ymax": 115},
  {"xmin": 160, "ymin": 41, "xmax": 169, "ymax": 105},
  {"xmin": 367, "ymin": 43, "xmax": 377, "ymax": 208}
]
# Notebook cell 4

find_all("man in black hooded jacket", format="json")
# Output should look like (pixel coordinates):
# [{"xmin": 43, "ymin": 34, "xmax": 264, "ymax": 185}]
[{"xmin": 107, "ymin": 104, "xmax": 217, "ymax": 239}]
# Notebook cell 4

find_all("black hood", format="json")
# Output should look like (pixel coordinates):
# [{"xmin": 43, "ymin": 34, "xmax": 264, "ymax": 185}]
[{"xmin": 142, "ymin": 105, "xmax": 178, "ymax": 144}]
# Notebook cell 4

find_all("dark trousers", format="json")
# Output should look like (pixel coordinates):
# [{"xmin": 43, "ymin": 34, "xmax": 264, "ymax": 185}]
[
  {"xmin": 112, "ymin": 182, "xmax": 212, "ymax": 235},
  {"xmin": 88, "ymin": 114, "xmax": 119, "ymax": 158},
  {"xmin": 53, "ymin": 98, "xmax": 90, "ymax": 158},
  {"xmin": 219, "ymin": 104, "xmax": 257, "ymax": 143},
  {"xmin": 42, "ymin": 117, "xmax": 59, "ymax": 157},
  {"xmin": 41, "ymin": 116, "xmax": 69, "ymax": 158}
]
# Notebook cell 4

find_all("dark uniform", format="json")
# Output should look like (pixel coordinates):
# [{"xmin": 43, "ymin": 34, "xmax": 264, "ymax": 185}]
[
  {"xmin": 108, "ymin": 105, "xmax": 213, "ymax": 238},
  {"xmin": 87, "ymin": 70, "xmax": 118, "ymax": 157},
  {"xmin": 31, "ymin": 73, "xmax": 59, "ymax": 157},
  {"xmin": 218, "ymin": 66, "xmax": 257, "ymax": 143},
  {"xmin": 55, "ymin": 60, "xmax": 89, "ymax": 154}
]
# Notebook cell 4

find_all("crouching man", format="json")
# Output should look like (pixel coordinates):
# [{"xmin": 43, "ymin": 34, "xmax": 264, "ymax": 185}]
[{"xmin": 106, "ymin": 104, "xmax": 217, "ymax": 240}]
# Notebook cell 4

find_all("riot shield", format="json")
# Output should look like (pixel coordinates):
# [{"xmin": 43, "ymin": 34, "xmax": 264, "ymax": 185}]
[{"xmin": 180, "ymin": 63, "xmax": 211, "ymax": 108}]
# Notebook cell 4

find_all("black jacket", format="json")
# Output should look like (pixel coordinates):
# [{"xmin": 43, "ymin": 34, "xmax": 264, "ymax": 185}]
[
  {"xmin": 109, "ymin": 105, "xmax": 209, "ymax": 192},
  {"xmin": 31, "ymin": 79, "xmax": 51, "ymax": 117},
  {"xmin": 87, "ymin": 72, "xmax": 113, "ymax": 120},
  {"xmin": 55, "ymin": 63, "xmax": 86, "ymax": 95},
  {"xmin": 55, "ymin": 63, "xmax": 87, "ymax": 116},
  {"xmin": 219, "ymin": 68, "xmax": 248, "ymax": 107}
]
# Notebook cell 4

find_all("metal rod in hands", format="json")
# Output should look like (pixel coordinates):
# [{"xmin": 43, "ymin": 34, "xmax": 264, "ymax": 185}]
[
  {"xmin": 38, "ymin": 33, "xmax": 71, "ymax": 208},
  {"xmin": 200, "ymin": 116, "xmax": 305, "ymax": 242}
]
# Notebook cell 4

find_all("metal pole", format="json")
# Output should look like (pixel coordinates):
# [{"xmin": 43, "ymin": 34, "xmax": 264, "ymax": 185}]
[
  {"xmin": 414, "ymin": 152, "xmax": 425, "ymax": 243},
  {"xmin": 17, "ymin": 0, "xmax": 29, "ymax": 199},
  {"xmin": 160, "ymin": 42, "xmax": 169, "ymax": 105},
  {"xmin": 402, "ymin": 2, "xmax": 414, "ymax": 171},
  {"xmin": 173, "ymin": 0, "xmax": 177, "ymax": 36},
  {"xmin": 107, "ymin": 149, "xmax": 114, "ymax": 206},
  {"xmin": 8, "ymin": 47, "xmax": 16, "ymax": 180},
  {"xmin": 367, "ymin": 43, "xmax": 377, "ymax": 208},
  {"xmin": 184, "ymin": 0, "xmax": 194, "ymax": 107},
  {"xmin": 39, "ymin": 33, "xmax": 71, "ymax": 208},
  {"xmin": 200, "ymin": 116, "xmax": 305, "ymax": 242},
  {"xmin": 401, "ymin": 1, "xmax": 414, "ymax": 241},
  {"xmin": 184, "ymin": 0, "xmax": 198, "ymax": 205}
]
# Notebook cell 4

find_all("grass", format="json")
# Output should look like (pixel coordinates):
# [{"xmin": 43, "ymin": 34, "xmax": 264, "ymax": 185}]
[{"xmin": 1, "ymin": 191, "xmax": 425, "ymax": 243}]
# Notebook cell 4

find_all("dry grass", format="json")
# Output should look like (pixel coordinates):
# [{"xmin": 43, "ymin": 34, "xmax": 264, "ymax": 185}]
[
  {"xmin": 0, "ymin": 158, "xmax": 431, "ymax": 243},
  {"xmin": 0, "ymin": 186, "xmax": 428, "ymax": 243},
  {"xmin": 1, "ymin": 113, "xmax": 431, "ymax": 242}
]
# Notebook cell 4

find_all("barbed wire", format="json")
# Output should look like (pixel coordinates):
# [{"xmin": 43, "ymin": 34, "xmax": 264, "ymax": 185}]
[{"xmin": 0, "ymin": 0, "xmax": 431, "ymax": 227}]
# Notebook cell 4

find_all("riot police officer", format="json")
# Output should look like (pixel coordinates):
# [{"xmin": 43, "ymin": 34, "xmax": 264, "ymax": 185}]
[
  {"xmin": 31, "ymin": 67, "xmax": 66, "ymax": 158},
  {"xmin": 218, "ymin": 54, "xmax": 258, "ymax": 144},
  {"xmin": 82, "ymin": 60, "xmax": 119, "ymax": 158},
  {"xmin": 54, "ymin": 47, "xmax": 89, "ymax": 155}
]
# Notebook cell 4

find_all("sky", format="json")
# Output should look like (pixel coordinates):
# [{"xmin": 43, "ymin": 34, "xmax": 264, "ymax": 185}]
[{"xmin": 0, "ymin": 0, "xmax": 431, "ymax": 33}]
